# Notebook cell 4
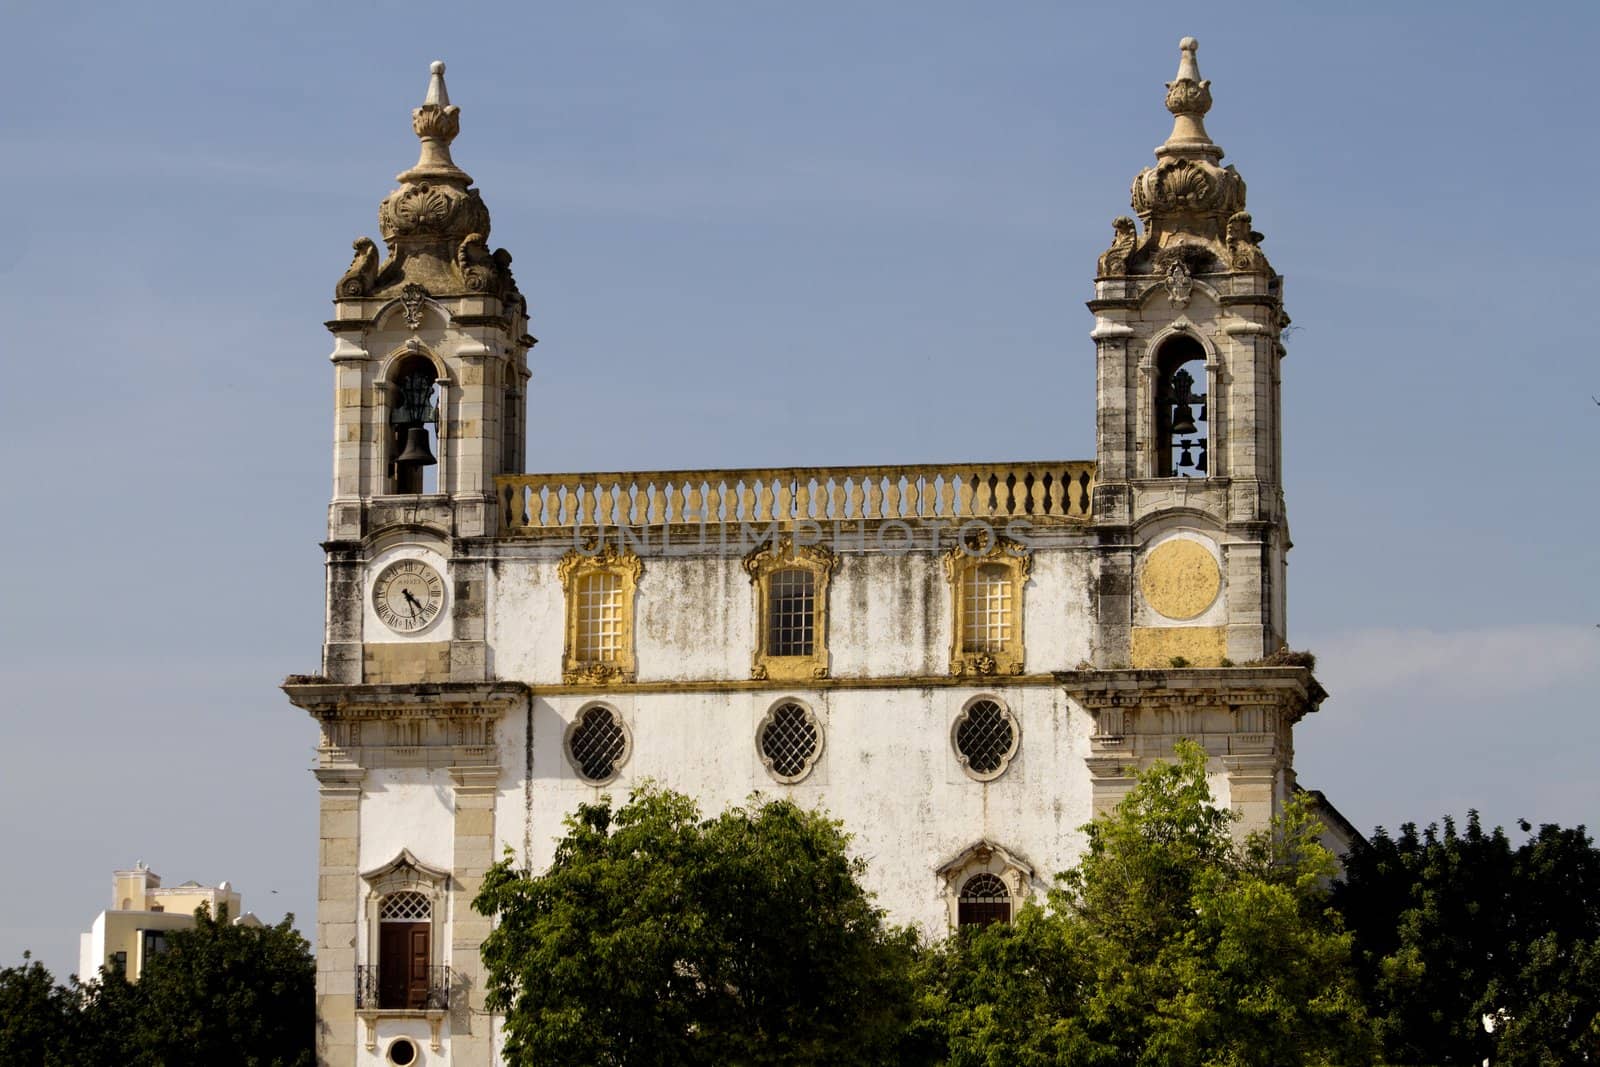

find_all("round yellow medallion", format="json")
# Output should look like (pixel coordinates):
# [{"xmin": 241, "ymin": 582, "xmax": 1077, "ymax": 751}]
[{"xmin": 1139, "ymin": 539, "xmax": 1221, "ymax": 621}]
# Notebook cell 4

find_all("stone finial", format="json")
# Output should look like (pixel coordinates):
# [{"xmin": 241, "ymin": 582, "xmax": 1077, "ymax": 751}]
[
  {"xmin": 1159, "ymin": 37, "xmax": 1220, "ymax": 162},
  {"xmin": 400, "ymin": 59, "xmax": 471, "ymax": 185},
  {"xmin": 424, "ymin": 60, "xmax": 450, "ymax": 106}
]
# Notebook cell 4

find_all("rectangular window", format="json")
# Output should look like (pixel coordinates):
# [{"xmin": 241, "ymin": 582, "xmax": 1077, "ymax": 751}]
[
  {"xmin": 768, "ymin": 568, "xmax": 815, "ymax": 657},
  {"xmin": 141, "ymin": 929, "xmax": 170, "ymax": 964},
  {"xmin": 962, "ymin": 564, "xmax": 1012, "ymax": 652},
  {"xmin": 575, "ymin": 572, "xmax": 624, "ymax": 662}
]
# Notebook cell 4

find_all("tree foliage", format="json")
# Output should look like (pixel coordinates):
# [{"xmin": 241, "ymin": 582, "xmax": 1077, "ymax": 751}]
[
  {"xmin": 1336, "ymin": 813, "xmax": 1600, "ymax": 1064},
  {"xmin": 474, "ymin": 786, "xmax": 918, "ymax": 1066},
  {"xmin": 0, "ymin": 907, "xmax": 313, "ymax": 1067},
  {"xmin": 917, "ymin": 741, "xmax": 1377, "ymax": 1066},
  {"xmin": 133, "ymin": 905, "xmax": 316, "ymax": 1066},
  {"xmin": 0, "ymin": 952, "xmax": 79, "ymax": 1066}
]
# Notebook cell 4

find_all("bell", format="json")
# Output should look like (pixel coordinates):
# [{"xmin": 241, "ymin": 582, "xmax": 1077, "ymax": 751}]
[
  {"xmin": 1196, "ymin": 443, "xmax": 1208, "ymax": 473},
  {"xmin": 1171, "ymin": 404, "xmax": 1198, "ymax": 436},
  {"xmin": 396, "ymin": 425, "xmax": 437, "ymax": 467},
  {"xmin": 1177, "ymin": 442, "xmax": 1195, "ymax": 468}
]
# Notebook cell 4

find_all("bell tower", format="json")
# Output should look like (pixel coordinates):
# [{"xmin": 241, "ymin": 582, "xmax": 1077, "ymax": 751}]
[
  {"xmin": 319, "ymin": 62, "xmax": 535, "ymax": 684},
  {"xmin": 1088, "ymin": 38, "xmax": 1290, "ymax": 668}
]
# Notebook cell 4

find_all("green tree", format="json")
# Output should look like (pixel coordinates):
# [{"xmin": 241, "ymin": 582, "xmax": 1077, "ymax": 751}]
[
  {"xmin": 474, "ymin": 786, "xmax": 918, "ymax": 1066},
  {"xmin": 0, "ymin": 952, "xmax": 77, "ymax": 1066},
  {"xmin": 922, "ymin": 742, "xmax": 1377, "ymax": 1066},
  {"xmin": 70, "ymin": 965, "xmax": 143, "ymax": 1065},
  {"xmin": 1337, "ymin": 815, "xmax": 1600, "ymax": 1065},
  {"xmin": 129, "ymin": 906, "xmax": 315, "ymax": 1067}
]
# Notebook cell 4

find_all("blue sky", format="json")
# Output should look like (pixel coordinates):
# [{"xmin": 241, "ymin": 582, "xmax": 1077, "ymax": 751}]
[{"xmin": 2, "ymin": 1, "xmax": 1596, "ymax": 979}]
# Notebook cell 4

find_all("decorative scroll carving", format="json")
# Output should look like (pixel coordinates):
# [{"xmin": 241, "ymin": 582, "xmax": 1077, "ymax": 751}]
[
  {"xmin": 456, "ymin": 232, "xmax": 497, "ymax": 292},
  {"xmin": 1226, "ymin": 211, "xmax": 1271, "ymax": 274},
  {"xmin": 1096, "ymin": 217, "xmax": 1138, "ymax": 278},
  {"xmin": 337, "ymin": 237, "xmax": 380, "ymax": 297}
]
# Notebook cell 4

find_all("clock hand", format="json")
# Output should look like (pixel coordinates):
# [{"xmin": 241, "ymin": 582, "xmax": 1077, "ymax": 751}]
[{"xmin": 401, "ymin": 589, "xmax": 423, "ymax": 616}]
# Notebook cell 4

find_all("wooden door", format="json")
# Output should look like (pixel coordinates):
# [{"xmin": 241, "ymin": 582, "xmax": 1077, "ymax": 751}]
[
  {"xmin": 378, "ymin": 922, "xmax": 430, "ymax": 1009},
  {"xmin": 406, "ymin": 925, "xmax": 430, "ymax": 1008}
]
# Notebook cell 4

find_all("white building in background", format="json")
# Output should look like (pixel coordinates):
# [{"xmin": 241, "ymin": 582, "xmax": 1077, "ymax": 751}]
[
  {"xmin": 285, "ymin": 40, "xmax": 1349, "ymax": 1067},
  {"xmin": 78, "ymin": 863, "xmax": 259, "ymax": 982}
]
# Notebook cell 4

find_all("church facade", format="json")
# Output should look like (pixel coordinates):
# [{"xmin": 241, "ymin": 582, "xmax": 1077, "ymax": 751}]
[{"xmin": 285, "ymin": 39, "xmax": 1335, "ymax": 1066}]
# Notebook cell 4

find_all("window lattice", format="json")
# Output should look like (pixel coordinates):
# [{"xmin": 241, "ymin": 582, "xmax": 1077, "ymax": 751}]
[
  {"xmin": 575, "ymin": 572, "xmax": 624, "ymax": 662},
  {"xmin": 760, "ymin": 702, "xmax": 820, "ymax": 780},
  {"xmin": 962, "ymin": 564, "xmax": 1012, "ymax": 652},
  {"xmin": 570, "ymin": 706, "xmax": 628, "ymax": 782},
  {"xmin": 380, "ymin": 891, "xmax": 431, "ymax": 922},
  {"xmin": 958, "ymin": 873, "xmax": 1012, "ymax": 928},
  {"xmin": 767, "ymin": 569, "xmax": 816, "ymax": 656},
  {"xmin": 955, "ymin": 700, "xmax": 1016, "ymax": 776}
]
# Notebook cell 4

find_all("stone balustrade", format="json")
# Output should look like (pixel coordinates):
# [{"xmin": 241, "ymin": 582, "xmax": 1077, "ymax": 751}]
[{"xmin": 496, "ymin": 461, "xmax": 1095, "ymax": 532}]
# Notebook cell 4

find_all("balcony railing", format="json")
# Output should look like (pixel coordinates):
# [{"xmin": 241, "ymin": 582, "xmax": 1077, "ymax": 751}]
[
  {"xmin": 497, "ymin": 461, "xmax": 1094, "ymax": 533},
  {"xmin": 354, "ymin": 964, "xmax": 451, "ymax": 1012}
]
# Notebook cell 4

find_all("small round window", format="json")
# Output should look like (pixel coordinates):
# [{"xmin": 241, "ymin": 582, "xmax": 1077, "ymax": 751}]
[
  {"xmin": 567, "ymin": 705, "xmax": 630, "ymax": 784},
  {"xmin": 952, "ymin": 697, "xmax": 1019, "ymax": 780},
  {"xmin": 757, "ymin": 701, "xmax": 822, "ymax": 783},
  {"xmin": 387, "ymin": 1036, "xmax": 419, "ymax": 1065}
]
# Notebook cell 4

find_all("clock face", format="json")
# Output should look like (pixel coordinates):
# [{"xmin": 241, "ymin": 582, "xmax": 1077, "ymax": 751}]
[{"xmin": 372, "ymin": 559, "xmax": 445, "ymax": 633}]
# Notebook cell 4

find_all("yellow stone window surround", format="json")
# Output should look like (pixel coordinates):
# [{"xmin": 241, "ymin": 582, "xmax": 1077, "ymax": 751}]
[
  {"xmin": 558, "ymin": 543, "xmax": 643, "ymax": 685},
  {"xmin": 744, "ymin": 536, "xmax": 837, "ymax": 682},
  {"xmin": 944, "ymin": 535, "xmax": 1031, "ymax": 677}
]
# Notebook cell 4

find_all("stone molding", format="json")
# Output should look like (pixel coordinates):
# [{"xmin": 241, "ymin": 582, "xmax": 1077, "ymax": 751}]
[
  {"xmin": 1058, "ymin": 667, "xmax": 1323, "ymax": 826},
  {"xmin": 284, "ymin": 681, "xmax": 525, "ymax": 771}
]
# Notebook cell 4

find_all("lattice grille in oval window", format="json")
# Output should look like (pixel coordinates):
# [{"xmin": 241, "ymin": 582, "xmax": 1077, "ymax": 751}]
[
  {"xmin": 953, "ymin": 698, "xmax": 1019, "ymax": 780},
  {"xmin": 379, "ymin": 891, "xmax": 431, "ymax": 922},
  {"xmin": 569, "ymin": 705, "xmax": 629, "ymax": 783},
  {"xmin": 758, "ymin": 701, "xmax": 822, "ymax": 783}
]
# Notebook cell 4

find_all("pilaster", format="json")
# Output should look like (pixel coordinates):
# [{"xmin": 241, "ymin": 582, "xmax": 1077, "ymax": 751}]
[
  {"xmin": 313, "ymin": 767, "xmax": 364, "ymax": 1067},
  {"xmin": 448, "ymin": 764, "xmax": 500, "ymax": 1064}
]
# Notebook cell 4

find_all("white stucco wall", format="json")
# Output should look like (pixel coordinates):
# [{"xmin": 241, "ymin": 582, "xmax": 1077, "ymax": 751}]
[
  {"xmin": 486, "ymin": 539, "xmax": 1096, "ymax": 684},
  {"xmin": 483, "ymin": 683, "xmax": 1099, "ymax": 935}
]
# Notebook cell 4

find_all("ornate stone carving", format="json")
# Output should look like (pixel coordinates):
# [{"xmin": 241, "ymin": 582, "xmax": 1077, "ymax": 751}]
[
  {"xmin": 456, "ymin": 232, "xmax": 497, "ymax": 292},
  {"xmin": 1116, "ymin": 41, "xmax": 1255, "ymax": 258},
  {"xmin": 1163, "ymin": 260, "xmax": 1193, "ymax": 307},
  {"xmin": 379, "ymin": 182, "xmax": 491, "ymax": 243},
  {"xmin": 1096, "ymin": 216, "xmax": 1138, "ymax": 278},
  {"xmin": 400, "ymin": 283, "xmax": 429, "ymax": 330},
  {"xmin": 745, "ymin": 536, "xmax": 837, "ymax": 682},
  {"xmin": 558, "ymin": 543, "xmax": 644, "ymax": 686},
  {"xmin": 943, "ymin": 534, "xmax": 1031, "ymax": 677},
  {"xmin": 337, "ymin": 237, "xmax": 380, "ymax": 297},
  {"xmin": 1132, "ymin": 158, "xmax": 1246, "ymax": 222},
  {"xmin": 563, "ymin": 661, "xmax": 627, "ymax": 686},
  {"xmin": 1164, "ymin": 76, "xmax": 1212, "ymax": 120},
  {"xmin": 1226, "ymin": 211, "xmax": 1271, "ymax": 274}
]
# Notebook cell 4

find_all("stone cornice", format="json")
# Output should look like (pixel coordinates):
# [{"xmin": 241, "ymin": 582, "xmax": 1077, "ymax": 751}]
[
  {"xmin": 282, "ymin": 680, "xmax": 528, "ymax": 719},
  {"xmin": 1054, "ymin": 666, "xmax": 1325, "ymax": 718}
]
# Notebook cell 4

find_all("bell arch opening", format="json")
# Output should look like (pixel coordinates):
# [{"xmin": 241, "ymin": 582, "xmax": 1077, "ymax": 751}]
[
  {"xmin": 1153, "ymin": 335, "xmax": 1209, "ymax": 478},
  {"xmin": 387, "ymin": 354, "xmax": 440, "ymax": 494}
]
